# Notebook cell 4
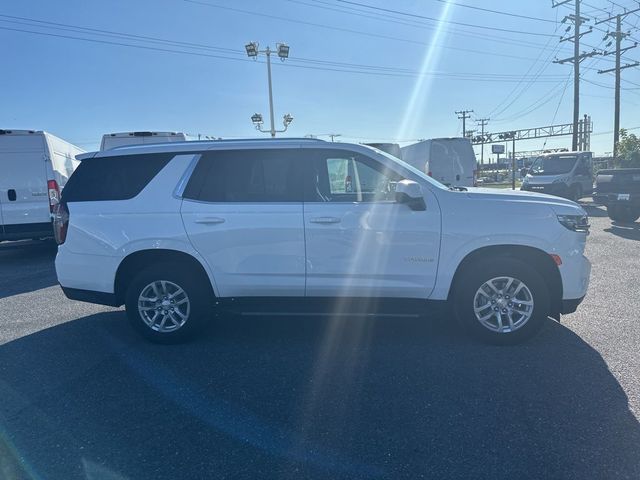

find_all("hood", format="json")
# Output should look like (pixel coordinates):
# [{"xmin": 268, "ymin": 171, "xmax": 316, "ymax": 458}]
[{"xmin": 463, "ymin": 187, "xmax": 585, "ymax": 215}]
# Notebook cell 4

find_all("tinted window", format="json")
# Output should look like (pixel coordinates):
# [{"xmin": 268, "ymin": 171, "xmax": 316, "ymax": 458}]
[
  {"xmin": 308, "ymin": 149, "xmax": 402, "ymax": 202},
  {"xmin": 184, "ymin": 149, "xmax": 303, "ymax": 202},
  {"xmin": 61, "ymin": 153, "xmax": 173, "ymax": 202}
]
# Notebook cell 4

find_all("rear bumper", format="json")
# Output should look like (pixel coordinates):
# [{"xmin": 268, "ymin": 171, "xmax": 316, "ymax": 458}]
[
  {"xmin": 593, "ymin": 192, "xmax": 640, "ymax": 207},
  {"xmin": 61, "ymin": 286, "xmax": 121, "ymax": 307},
  {"xmin": 561, "ymin": 296, "xmax": 585, "ymax": 315}
]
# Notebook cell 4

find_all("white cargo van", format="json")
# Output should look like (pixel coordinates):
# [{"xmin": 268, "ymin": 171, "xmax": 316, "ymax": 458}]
[
  {"xmin": 0, "ymin": 130, "xmax": 83, "ymax": 242},
  {"xmin": 401, "ymin": 137, "xmax": 477, "ymax": 187},
  {"xmin": 100, "ymin": 131, "xmax": 187, "ymax": 150}
]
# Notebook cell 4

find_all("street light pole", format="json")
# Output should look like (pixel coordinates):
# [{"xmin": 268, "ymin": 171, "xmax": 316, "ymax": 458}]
[
  {"xmin": 265, "ymin": 47, "xmax": 276, "ymax": 138},
  {"xmin": 245, "ymin": 42, "xmax": 292, "ymax": 138}
]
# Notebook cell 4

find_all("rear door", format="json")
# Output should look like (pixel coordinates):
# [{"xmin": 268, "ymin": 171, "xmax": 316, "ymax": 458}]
[
  {"xmin": 0, "ymin": 133, "xmax": 50, "ymax": 231},
  {"xmin": 180, "ymin": 148, "xmax": 306, "ymax": 297},
  {"xmin": 429, "ymin": 140, "xmax": 455, "ymax": 186}
]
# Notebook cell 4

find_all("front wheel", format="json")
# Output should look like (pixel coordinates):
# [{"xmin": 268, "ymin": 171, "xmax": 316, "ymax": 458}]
[
  {"xmin": 125, "ymin": 263, "xmax": 212, "ymax": 343},
  {"xmin": 607, "ymin": 204, "xmax": 640, "ymax": 223},
  {"xmin": 453, "ymin": 258, "xmax": 550, "ymax": 345}
]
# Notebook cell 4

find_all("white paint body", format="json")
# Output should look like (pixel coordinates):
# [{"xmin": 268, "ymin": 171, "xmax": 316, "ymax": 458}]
[
  {"xmin": 0, "ymin": 130, "xmax": 82, "ymax": 241},
  {"xmin": 56, "ymin": 140, "xmax": 590, "ymax": 305}
]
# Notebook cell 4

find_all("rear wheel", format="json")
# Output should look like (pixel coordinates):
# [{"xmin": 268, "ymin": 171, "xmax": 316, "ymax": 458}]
[
  {"xmin": 607, "ymin": 204, "xmax": 640, "ymax": 223},
  {"xmin": 125, "ymin": 263, "xmax": 212, "ymax": 343},
  {"xmin": 453, "ymin": 258, "xmax": 550, "ymax": 345}
]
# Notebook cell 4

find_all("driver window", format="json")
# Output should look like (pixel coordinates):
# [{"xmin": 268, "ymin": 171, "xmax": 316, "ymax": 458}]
[{"xmin": 312, "ymin": 151, "xmax": 402, "ymax": 202}]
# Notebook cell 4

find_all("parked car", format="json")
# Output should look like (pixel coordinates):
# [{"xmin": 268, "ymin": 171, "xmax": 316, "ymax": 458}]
[
  {"xmin": 521, "ymin": 152, "xmax": 593, "ymax": 201},
  {"xmin": 100, "ymin": 131, "xmax": 187, "ymax": 150},
  {"xmin": 400, "ymin": 137, "xmax": 477, "ymax": 187},
  {"xmin": 593, "ymin": 168, "xmax": 640, "ymax": 223},
  {"xmin": 54, "ymin": 138, "xmax": 591, "ymax": 345},
  {"xmin": 364, "ymin": 143, "xmax": 402, "ymax": 159},
  {"xmin": 0, "ymin": 129, "xmax": 83, "ymax": 242}
]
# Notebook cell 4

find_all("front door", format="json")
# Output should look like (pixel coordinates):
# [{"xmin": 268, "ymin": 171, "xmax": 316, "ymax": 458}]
[
  {"xmin": 303, "ymin": 149, "xmax": 441, "ymax": 299},
  {"xmin": 181, "ymin": 149, "xmax": 306, "ymax": 297}
]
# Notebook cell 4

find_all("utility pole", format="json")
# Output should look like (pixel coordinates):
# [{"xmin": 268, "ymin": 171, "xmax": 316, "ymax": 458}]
[
  {"xmin": 553, "ymin": 0, "xmax": 595, "ymax": 151},
  {"xmin": 328, "ymin": 134, "xmax": 341, "ymax": 142},
  {"xmin": 476, "ymin": 118, "xmax": 489, "ymax": 166},
  {"xmin": 596, "ymin": 8, "xmax": 640, "ymax": 159},
  {"xmin": 455, "ymin": 110, "xmax": 473, "ymax": 138}
]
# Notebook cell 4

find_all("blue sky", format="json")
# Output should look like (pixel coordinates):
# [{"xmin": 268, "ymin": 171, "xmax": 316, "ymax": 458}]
[{"xmin": 1, "ymin": 0, "xmax": 639, "ymax": 156}]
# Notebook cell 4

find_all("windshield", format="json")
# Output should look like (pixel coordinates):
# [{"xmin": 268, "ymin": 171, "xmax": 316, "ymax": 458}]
[{"xmin": 529, "ymin": 155, "xmax": 577, "ymax": 175}]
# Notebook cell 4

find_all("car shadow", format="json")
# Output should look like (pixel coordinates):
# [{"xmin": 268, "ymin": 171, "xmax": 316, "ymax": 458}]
[
  {"xmin": 0, "ymin": 312, "xmax": 638, "ymax": 480},
  {"xmin": 605, "ymin": 222, "xmax": 640, "ymax": 241},
  {"xmin": 0, "ymin": 240, "xmax": 58, "ymax": 299}
]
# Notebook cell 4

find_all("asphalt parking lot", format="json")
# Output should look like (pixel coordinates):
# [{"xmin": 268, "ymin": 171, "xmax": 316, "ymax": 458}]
[{"xmin": 0, "ymin": 203, "xmax": 639, "ymax": 480}]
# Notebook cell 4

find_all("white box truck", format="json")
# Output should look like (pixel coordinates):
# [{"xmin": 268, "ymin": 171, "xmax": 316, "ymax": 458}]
[
  {"xmin": 401, "ymin": 137, "xmax": 477, "ymax": 187},
  {"xmin": 0, "ymin": 130, "xmax": 83, "ymax": 242},
  {"xmin": 100, "ymin": 131, "xmax": 187, "ymax": 150}
]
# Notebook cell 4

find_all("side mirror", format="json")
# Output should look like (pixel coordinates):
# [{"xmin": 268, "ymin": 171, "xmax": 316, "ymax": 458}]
[
  {"xmin": 395, "ymin": 179, "xmax": 426, "ymax": 211},
  {"xmin": 520, "ymin": 167, "xmax": 528, "ymax": 177}
]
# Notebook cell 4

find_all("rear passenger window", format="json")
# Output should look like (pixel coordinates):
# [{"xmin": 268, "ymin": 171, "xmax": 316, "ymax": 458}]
[
  {"xmin": 62, "ymin": 153, "xmax": 173, "ymax": 202},
  {"xmin": 183, "ymin": 149, "xmax": 303, "ymax": 202}
]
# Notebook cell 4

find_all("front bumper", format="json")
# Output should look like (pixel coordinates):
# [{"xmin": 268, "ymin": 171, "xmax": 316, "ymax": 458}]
[{"xmin": 522, "ymin": 182, "xmax": 569, "ymax": 197}]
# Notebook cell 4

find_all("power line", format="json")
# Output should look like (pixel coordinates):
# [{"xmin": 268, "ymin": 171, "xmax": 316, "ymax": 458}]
[
  {"xmin": 184, "ymin": 0, "xmax": 568, "ymax": 62},
  {"xmin": 331, "ymin": 0, "xmax": 557, "ymax": 37},
  {"xmin": 429, "ymin": 0, "xmax": 557, "ymax": 23},
  {"xmin": 288, "ymin": 0, "xmax": 561, "ymax": 51},
  {"xmin": 0, "ymin": 23, "xmax": 568, "ymax": 83}
]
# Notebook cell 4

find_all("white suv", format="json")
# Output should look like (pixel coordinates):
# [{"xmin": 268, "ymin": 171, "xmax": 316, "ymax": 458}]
[{"xmin": 54, "ymin": 139, "xmax": 591, "ymax": 344}]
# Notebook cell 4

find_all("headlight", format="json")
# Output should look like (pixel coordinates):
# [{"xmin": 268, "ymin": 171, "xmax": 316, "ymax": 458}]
[{"xmin": 557, "ymin": 214, "xmax": 590, "ymax": 233}]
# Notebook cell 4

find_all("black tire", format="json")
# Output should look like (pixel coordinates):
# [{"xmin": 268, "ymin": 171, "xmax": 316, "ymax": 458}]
[
  {"xmin": 607, "ymin": 204, "xmax": 640, "ymax": 223},
  {"xmin": 452, "ymin": 257, "xmax": 550, "ymax": 345},
  {"xmin": 125, "ymin": 263, "xmax": 212, "ymax": 344}
]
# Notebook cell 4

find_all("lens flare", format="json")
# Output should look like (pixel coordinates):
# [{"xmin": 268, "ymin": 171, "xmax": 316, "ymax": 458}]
[{"xmin": 396, "ymin": 1, "xmax": 455, "ymax": 140}]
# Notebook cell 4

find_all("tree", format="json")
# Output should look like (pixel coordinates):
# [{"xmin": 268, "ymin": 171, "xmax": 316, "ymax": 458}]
[{"xmin": 616, "ymin": 129, "xmax": 640, "ymax": 168}]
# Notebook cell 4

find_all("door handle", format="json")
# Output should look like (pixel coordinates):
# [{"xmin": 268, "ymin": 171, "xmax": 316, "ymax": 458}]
[
  {"xmin": 309, "ymin": 216, "xmax": 341, "ymax": 224},
  {"xmin": 194, "ymin": 216, "xmax": 226, "ymax": 225}
]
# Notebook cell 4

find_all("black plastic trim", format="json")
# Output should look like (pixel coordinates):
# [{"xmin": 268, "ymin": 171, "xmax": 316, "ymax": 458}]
[
  {"xmin": 561, "ymin": 296, "xmax": 585, "ymax": 315},
  {"xmin": 61, "ymin": 287, "xmax": 121, "ymax": 307}
]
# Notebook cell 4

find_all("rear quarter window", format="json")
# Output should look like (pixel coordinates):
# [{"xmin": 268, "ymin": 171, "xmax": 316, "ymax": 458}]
[{"xmin": 61, "ymin": 153, "xmax": 174, "ymax": 202}]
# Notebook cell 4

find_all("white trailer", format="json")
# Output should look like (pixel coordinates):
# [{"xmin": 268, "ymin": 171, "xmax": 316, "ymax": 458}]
[
  {"xmin": 401, "ymin": 137, "xmax": 477, "ymax": 187},
  {"xmin": 100, "ymin": 131, "xmax": 187, "ymax": 150},
  {"xmin": 0, "ymin": 130, "xmax": 83, "ymax": 241}
]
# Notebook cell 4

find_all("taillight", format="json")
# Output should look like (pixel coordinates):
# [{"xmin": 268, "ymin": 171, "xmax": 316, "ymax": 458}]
[
  {"xmin": 53, "ymin": 202, "xmax": 69, "ymax": 245},
  {"xmin": 427, "ymin": 171, "xmax": 433, "ymax": 177},
  {"xmin": 47, "ymin": 179, "xmax": 60, "ymax": 213}
]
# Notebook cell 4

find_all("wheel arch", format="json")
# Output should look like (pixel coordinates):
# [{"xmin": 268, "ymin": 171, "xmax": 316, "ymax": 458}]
[
  {"xmin": 114, "ymin": 249, "xmax": 216, "ymax": 305},
  {"xmin": 449, "ymin": 245, "xmax": 563, "ymax": 318}
]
